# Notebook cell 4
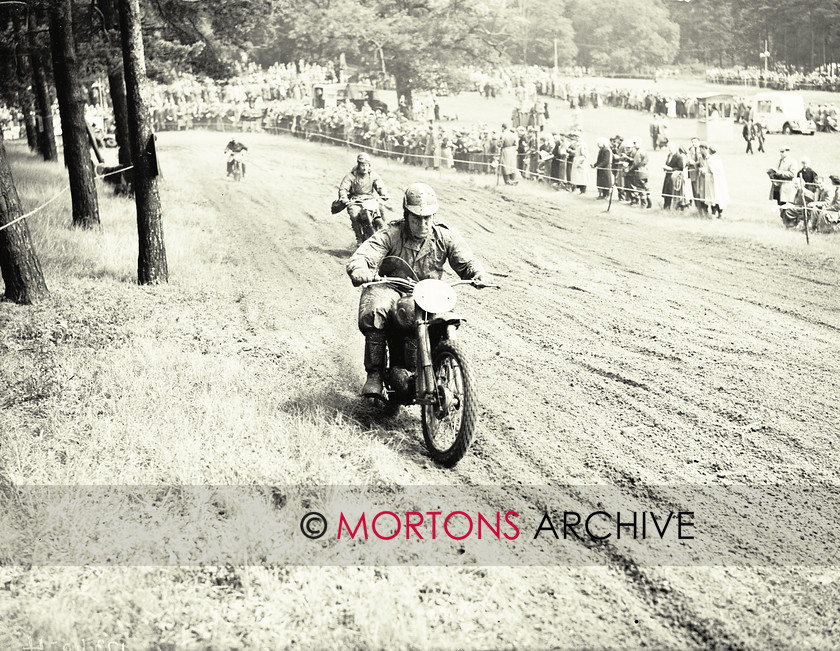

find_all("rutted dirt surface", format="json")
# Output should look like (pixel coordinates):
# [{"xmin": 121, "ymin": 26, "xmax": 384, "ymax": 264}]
[{"xmin": 163, "ymin": 131, "xmax": 839, "ymax": 648}]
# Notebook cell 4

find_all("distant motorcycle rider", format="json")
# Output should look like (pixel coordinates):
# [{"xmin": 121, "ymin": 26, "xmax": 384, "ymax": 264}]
[
  {"xmin": 224, "ymin": 137, "xmax": 248, "ymax": 178},
  {"xmin": 346, "ymin": 183, "xmax": 491, "ymax": 398},
  {"xmin": 338, "ymin": 153, "xmax": 390, "ymax": 243}
]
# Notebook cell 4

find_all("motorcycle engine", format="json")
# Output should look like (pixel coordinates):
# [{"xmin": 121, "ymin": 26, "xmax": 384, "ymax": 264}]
[{"xmin": 386, "ymin": 367, "xmax": 415, "ymax": 402}]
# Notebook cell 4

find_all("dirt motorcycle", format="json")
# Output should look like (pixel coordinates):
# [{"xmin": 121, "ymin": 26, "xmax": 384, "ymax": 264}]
[
  {"xmin": 346, "ymin": 195, "xmax": 387, "ymax": 244},
  {"xmin": 361, "ymin": 272, "xmax": 499, "ymax": 467}
]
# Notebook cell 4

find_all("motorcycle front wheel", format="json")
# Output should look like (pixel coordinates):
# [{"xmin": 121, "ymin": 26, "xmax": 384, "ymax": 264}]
[
  {"xmin": 359, "ymin": 212, "xmax": 376, "ymax": 242},
  {"xmin": 421, "ymin": 340, "xmax": 478, "ymax": 467}
]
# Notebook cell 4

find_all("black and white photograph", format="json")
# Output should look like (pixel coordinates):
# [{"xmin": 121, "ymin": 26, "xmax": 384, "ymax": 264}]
[{"xmin": 0, "ymin": 0, "xmax": 838, "ymax": 648}]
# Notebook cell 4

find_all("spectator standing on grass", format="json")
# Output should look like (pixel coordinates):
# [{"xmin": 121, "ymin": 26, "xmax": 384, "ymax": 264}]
[
  {"xmin": 768, "ymin": 146, "xmax": 798, "ymax": 207},
  {"xmin": 656, "ymin": 116, "xmax": 670, "ymax": 150},
  {"xmin": 593, "ymin": 137, "xmax": 613, "ymax": 200},
  {"xmin": 568, "ymin": 131, "xmax": 589, "ymax": 194},
  {"xmin": 674, "ymin": 146, "xmax": 695, "ymax": 210},
  {"xmin": 743, "ymin": 120, "xmax": 755, "ymax": 154},
  {"xmin": 499, "ymin": 124, "xmax": 519, "ymax": 185},
  {"xmin": 551, "ymin": 134, "xmax": 566, "ymax": 189},
  {"xmin": 703, "ymin": 145, "xmax": 730, "ymax": 218},
  {"xmin": 537, "ymin": 134, "xmax": 553, "ymax": 182},
  {"xmin": 687, "ymin": 137, "xmax": 705, "ymax": 212},
  {"xmin": 661, "ymin": 142, "xmax": 683, "ymax": 210},
  {"xmin": 516, "ymin": 126, "xmax": 528, "ymax": 178},
  {"xmin": 650, "ymin": 114, "xmax": 660, "ymax": 151},
  {"xmin": 752, "ymin": 121, "xmax": 765, "ymax": 152},
  {"xmin": 626, "ymin": 138, "xmax": 651, "ymax": 208},
  {"xmin": 610, "ymin": 136, "xmax": 628, "ymax": 202}
]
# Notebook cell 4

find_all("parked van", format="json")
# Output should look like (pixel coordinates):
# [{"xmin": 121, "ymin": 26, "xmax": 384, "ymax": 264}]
[{"xmin": 751, "ymin": 92, "xmax": 815, "ymax": 135}]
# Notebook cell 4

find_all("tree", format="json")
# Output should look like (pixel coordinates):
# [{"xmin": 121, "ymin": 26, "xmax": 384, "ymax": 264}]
[
  {"xmin": 139, "ymin": 0, "xmax": 277, "ymax": 80},
  {"xmin": 27, "ymin": 7, "xmax": 58, "ymax": 162},
  {"xmin": 119, "ymin": 0, "xmax": 167, "ymax": 284},
  {"xmin": 49, "ymin": 0, "xmax": 100, "ymax": 228},
  {"xmin": 96, "ymin": 0, "xmax": 132, "ymax": 170},
  {"xmin": 508, "ymin": 0, "xmax": 576, "ymax": 67},
  {"xmin": 266, "ymin": 0, "xmax": 508, "ymax": 105},
  {"xmin": 670, "ymin": 0, "xmax": 735, "ymax": 66},
  {"xmin": 0, "ymin": 130, "xmax": 48, "ymax": 304},
  {"xmin": 568, "ymin": 0, "xmax": 680, "ymax": 73}
]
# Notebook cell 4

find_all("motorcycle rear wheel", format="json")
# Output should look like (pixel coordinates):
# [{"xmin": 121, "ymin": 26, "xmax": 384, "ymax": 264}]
[{"xmin": 421, "ymin": 340, "xmax": 478, "ymax": 467}]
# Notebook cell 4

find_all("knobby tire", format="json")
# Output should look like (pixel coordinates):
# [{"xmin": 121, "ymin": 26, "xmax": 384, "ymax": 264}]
[{"xmin": 421, "ymin": 340, "xmax": 478, "ymax": 467}]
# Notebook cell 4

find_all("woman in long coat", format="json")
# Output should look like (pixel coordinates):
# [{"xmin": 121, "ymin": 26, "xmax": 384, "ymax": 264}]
[
  {"xmin": 568, "ymin": 133, "xmax": 589, "ymax": 194},
  {"xmin": 673, "ymin": 146, "xmax": 694, "ymax": 210},
  {"xmin": 592, "ymin": 138, "xmax": 613, "ymax": 199},
  {"xmin": 661, "ymin": 142, "xmax": 683, "ymax": 209},
  {"xmin": 703, "ymin": 145, "xmax": 730, "ymax": 217}
]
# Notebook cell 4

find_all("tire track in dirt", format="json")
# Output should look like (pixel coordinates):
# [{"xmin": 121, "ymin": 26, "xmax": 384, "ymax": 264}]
[{"xmin": 159, "ymin": 131, "xmax": 840, "ymax": 649}]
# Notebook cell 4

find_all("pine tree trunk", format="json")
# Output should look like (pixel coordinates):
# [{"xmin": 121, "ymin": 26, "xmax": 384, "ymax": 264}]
[
  {"xmin": 28, "ymin": 12, "xmax": 57, "ymax": 162},
  {"xmin": 119, "ymin": 0, "xmax": 168, "ymax": 284},
  {"xmin": 99, "ymin": 0, "xmax": 132, "ymax": 168},
  {"xmin": 50, "ymin": 0, "xmax": 101, "ymax": 229},
  {"xmin": 108, "ymin": 65, "xmax": 132, "ymax": 168},
  {"xmin": 12, "ymin": 15, "xmax": 39, "ymax": 153},
  {"xmin": 0, "ymin": 131, "xmax": 48, "ymax": 304}
]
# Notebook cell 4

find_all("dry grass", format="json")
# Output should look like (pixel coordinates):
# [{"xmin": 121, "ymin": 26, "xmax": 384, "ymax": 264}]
[
  {"xmin": 2, "ymin": 143, "xmax": 553, "ymax": 650},
  {"xmin": 1, "ymin": 111, "xmax": 837, "ymax": 647}
]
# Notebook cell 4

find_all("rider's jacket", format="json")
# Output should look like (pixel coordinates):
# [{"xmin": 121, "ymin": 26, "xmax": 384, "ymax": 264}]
[
  {"xmin": 225, "ymin": 140, "xmax": 248, "ymax": 154},
  {"xmin": 347, "ymin": 219, "xmax": 485, "ymax": 283},
  {"xmin": 339, "ymin": 166, "xmax": 387, "ymax": 203}
]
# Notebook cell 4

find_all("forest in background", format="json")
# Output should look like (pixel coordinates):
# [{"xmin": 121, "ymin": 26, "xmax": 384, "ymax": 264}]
[{"xmin": 5, "ymin": 0, "xmax": 840, "ymax": 107}]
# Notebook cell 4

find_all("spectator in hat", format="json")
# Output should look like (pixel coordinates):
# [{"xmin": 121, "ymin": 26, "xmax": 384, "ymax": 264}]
[
  {"xmin": 703, "ymin": 145, "xmax": 730, "ymax": 218},
  {"xmin": 516, "ymin": 126, "xmax": 528, "ymax": 178},
  {"xmin": 593, "ymin": 137, "xmax": 613, "ymax": 200},
  {"xmin": 626, "ymin": 138, "xmax": 651, "ymax": 208},
  {"xmin": 686, "ymin": 137, "xmax": 704, "ymax": 211},
  {"xmin": 661, "ymin": 141, "xmax": 683, "ymax": 210},
  {"xmin": 768, "ymin": 146, "xmax": 798, "ymax": 206},
  {"xmin": 568, "ymin": 131, "xmax": 589, "ymax": 194},
  {"xmin": 499, "ymin": 124, "xmax": 519, "ymax": 185},
  {"xmin": 808, "ymin": 174, "xmax": 840, "ymax": 231},
  {"xmin": 797, "ymin": 156, "xmax": 819, "ymax": 200}
]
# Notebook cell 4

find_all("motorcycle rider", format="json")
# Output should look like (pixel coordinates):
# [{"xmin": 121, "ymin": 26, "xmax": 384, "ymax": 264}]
[
  {"xmin": 224, "ymin": 137, "xmax": 248, "ymax": 178},
  {"xmin": 346, "ymin": 183, "xmax": 491, "ymax": 398},
  {"xmin": 338, "ymin": 153, "xmax": 390, "ymax": 244}
]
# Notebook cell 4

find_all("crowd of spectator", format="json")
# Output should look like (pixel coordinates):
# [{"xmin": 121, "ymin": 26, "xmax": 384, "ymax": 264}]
[
  {"xmin": 706, "ymin": 65, "xmax": 840, "ymax": 92},
  {"xmin": 4, "ymin": 57, "xmax": 838, "ymax": 232}
]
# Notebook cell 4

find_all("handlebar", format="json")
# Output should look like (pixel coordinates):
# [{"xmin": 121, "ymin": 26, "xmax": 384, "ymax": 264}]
[
  {"xmin": 362, "ymin": 276, "xmax": 500, "ymax": 290},
  {"xmin": 346, "ymin": 195, "xmax": 389, "ymax": 205}
]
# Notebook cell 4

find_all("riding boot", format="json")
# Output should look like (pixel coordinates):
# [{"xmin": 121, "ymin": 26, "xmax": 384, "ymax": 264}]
[{"xmin": 361, "ymin": 331, "xmax": 387, "ymax": 398}]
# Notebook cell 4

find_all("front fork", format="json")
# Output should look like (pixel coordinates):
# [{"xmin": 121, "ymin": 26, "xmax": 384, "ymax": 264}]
[{"xmin": 414, "ymin": 313, "xmax": 458, "ymax": 404}]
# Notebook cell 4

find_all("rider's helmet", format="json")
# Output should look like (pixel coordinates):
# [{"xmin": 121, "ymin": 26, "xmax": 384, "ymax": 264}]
[
  {"xmin": 403, "ymin": 183, "xmax": 438, "ymax": 217},
  {"xmin": 357, "ymin": 152, "xmax": 371, "ymax": 165}
]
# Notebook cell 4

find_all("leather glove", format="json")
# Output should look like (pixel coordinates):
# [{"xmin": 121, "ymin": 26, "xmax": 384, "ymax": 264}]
[
  {"xmin": 471, "ymin": 273, "xmax": 492, "ymax": 289},
  {"xmin": 351, "ymin": 267, "xmax": 376, "ymax": 287}
]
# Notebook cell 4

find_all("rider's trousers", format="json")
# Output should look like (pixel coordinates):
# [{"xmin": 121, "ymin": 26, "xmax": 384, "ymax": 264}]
[{"xmin": 358, "ymin": 285, "xmax": 400, "ymax": 333}]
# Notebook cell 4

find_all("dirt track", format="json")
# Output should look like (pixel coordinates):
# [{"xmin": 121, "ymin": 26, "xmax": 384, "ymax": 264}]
[{"xmin": 162, "ymin": 130, "xmax": 838, "ymax": 648}]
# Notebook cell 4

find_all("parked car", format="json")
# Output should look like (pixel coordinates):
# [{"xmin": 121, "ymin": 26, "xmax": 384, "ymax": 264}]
[{"xmin": 751, "ymin": 92, "xmax": 816, "ymax": 135}]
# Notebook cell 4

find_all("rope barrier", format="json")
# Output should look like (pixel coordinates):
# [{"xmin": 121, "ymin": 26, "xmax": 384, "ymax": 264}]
[
  {"xmin": 257, "ymin": 121, "xmax": 815, "ymax": 211},
  {"xmin": 0, "ymin": 165, "xmax": 134, "ymax": 233}
]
